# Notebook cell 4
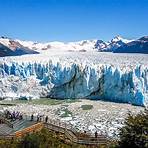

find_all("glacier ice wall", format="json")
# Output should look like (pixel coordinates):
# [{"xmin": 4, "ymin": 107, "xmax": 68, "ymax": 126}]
[{"xmin": 0, "ymin": 59, "xmax": 148, "ymax": 106}]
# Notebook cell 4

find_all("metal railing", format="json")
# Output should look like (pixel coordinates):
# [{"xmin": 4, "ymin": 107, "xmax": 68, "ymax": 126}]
[
  {"xmin": 23, "ymin": 115, "xmax": 109, "ymax": 145},
  {"xmin": 44, "ymin": 120, "xmax": 109, "ymax": 145},
  {"xmin": 0, "ymin": 113, "xmax": 109, "ymax": 145}
]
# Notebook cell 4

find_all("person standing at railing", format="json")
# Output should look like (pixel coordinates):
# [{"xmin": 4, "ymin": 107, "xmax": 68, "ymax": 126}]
[
  {"xmin": 37, "ymin": 114, "xmax": 39, "ymax": 122},
  {"xmin": 31, "ymin": 114, "xmax": 34, "ymax": 121},
  {"xmin": 19, "ymin": 114, "xmax": 23, "ymax": 120},
  {"xmin": 16, "ymin": 111, "xmax": 19, "ymax": 119},
  {"xmin": 95, "ymin": 131, "xmax": 98, "ymax": 139},
  {"xmin": 39, "ymin": 115, "xmax": 42, "ymax": 122},
  {"xmin": 12, "ymin": 111, "xmax": 15, "ymax": 121},
  {"xmin": 45, "ymin": 116, "xmax": 48, "ymax": 123}
]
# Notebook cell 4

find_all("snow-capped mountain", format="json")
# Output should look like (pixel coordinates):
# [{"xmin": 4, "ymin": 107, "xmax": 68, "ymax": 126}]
[
  {"xmin": 15, "ymin": 35, "xmax": 133, "ymax": 53},
  {"xmin": 99, "ymin": 35, "xmax": 134, "ymax": 52},
  {"xmin": 16, "ymin": 39, "xmax": 99, "ymax": 52},
  {"xmin": 0, "ymin": 37, "xmax": 38, "ymax": 57},
  {"xmin": 0, "ymin": 35, "xmax": 147, "ymax": 57},
  {"xmin": 114, "ymin": 36, "xmax": 148, "ymax": 54}
]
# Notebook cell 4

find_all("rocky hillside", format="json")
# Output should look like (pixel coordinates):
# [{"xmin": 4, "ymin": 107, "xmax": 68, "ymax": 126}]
[
  {"xmin": 0, "ymin": 37, "xmax": 38, "ymax": 57},
  {"xmin": 114, "ymin": 36, "xmax": 148, "ymax": 54}
]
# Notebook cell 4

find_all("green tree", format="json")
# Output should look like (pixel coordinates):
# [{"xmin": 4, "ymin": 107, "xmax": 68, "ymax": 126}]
[{"xmin": 118, "ymin": 109, "xmax": 148, "ymax": 148}]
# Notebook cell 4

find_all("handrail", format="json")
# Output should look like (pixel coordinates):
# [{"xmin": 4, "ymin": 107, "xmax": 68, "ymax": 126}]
[
  {"xmin": 0, "ymin": 114, "xmax": 109, "ymax": 145},
  {"xmin": 44, "ymin": 122, "xmax": 108, "ymax": 145}
]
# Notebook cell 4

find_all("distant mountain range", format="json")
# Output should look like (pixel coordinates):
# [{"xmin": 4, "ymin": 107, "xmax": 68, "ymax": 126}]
[
  {"xmin": 114, "ymin": 36, "xmax": 148, "ymax": 53},
  {"xmin": 0, "ymin": 35, "xmax": 147, "ymax": 57}
]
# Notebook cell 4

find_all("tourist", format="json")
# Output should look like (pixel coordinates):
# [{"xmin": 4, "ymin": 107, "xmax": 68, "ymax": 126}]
[
  {"xmin": 19, "ymin": 114, "xmax": 23, "ymax": 120},
  {"xmin": 4, "ymin": 109, "xmax": 8, "ymax": 118},
  {"xmin": 10, "ymin": 114, "xmax": 13, "ymax": 121},
  {"xmin": 39, "ymin": 116, "xmax": 42, "ymax": 122},
  {"xmin": 45, "ymin": 116, "xmax": 48, "ymax": 123},
  {"xmin": 31, "ymin": 114, "xmax": 34, "ymax": 121},
  {"xmin": 95, "ymin": 131, "xmax": 98, "ymax": 139},
  {"xmin": 37, "ymin": 115, "xmax": 39, "ymax": 122},
  {"xmin": 16, "ymin": 111, "xmax": 20, "ymax": 119},
  {"xmin": 12, "ymin": 111, "xmax": 16, "ymax": 120}
]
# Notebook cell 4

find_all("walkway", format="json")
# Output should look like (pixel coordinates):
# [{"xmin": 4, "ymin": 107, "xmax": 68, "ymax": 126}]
[{"xmin": 0, "ymin": 112, "xmax": 110, "ymax": 146}]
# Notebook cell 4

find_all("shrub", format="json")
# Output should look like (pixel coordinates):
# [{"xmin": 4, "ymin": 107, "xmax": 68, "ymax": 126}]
[{"xmin": 118, "ymin": 109, "xmax": 148, "ymax": 148}]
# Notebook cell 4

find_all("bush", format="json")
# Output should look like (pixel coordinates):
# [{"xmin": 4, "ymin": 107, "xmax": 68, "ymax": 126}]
[
  {"xmin": 0, "ymin": 128, "xmax": 88, "ymax": 148},
  {"xmin": 118, "ymin": 109, "xmax": 148, "ymax": 148}
]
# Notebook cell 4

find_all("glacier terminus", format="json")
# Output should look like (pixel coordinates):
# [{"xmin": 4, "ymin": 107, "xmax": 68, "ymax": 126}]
[{"xmin": 0, "ymin": 52, "xmax": 147, "ymax": 106}]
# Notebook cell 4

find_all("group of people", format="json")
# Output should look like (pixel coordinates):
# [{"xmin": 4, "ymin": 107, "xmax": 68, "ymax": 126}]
[
  {"xmin": 3, "ymin": 110, "xmax": 49, "ymax": 123},
  {"xmin": 4, "ymin": 110, "xmax": 23, "ymax": 121},
  {"xmin": 2, "ymin": 110, "xmax": 98, "ymax": 138},
  {"xmin": 30, "ymin": 114, "xmax": 49, "ymax": 123}
]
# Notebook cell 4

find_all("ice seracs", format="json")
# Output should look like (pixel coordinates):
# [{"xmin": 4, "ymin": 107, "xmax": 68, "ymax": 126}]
[
  {"xmin": 0, "ymin": 35, "xmax": 147, "ymax": 106},
  {"xmin": 0, "ymin": 52, "xmax": 147, "ymax": 106}
]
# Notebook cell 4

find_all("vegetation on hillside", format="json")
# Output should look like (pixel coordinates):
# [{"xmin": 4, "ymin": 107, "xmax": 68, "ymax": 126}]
[
  {"xmin": 117, "ymin": 109, "xmax": 148, "ymax": 148},
  {"xmin": 0, "ymin": 128, "xmax": 88, "ymax": 148}
]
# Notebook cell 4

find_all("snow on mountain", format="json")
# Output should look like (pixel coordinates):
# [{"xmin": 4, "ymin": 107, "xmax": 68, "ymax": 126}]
[
  {"xmin": 2, "ymin": 35, "xmax": 147, "ymax": 55},
  {"xmin": 110, "ymin": 35, "xmax": 133, "ymax": 43},
  {"xmin": 0, "ymin": 37, "xmax": 11, "ymax": 47},
  {"xmin": 15, "ymin": 35, "xmax": 134, "ymax": 53},
  {"xmin": 0, "ymin": 36, "xmax": 147, "ymax": 107},
  {"xmin": 0, "ymin": 52, "xmax": 147, "ymax": 106},
  {"xmin": 94, "ymin": 40, "xmax": 107, "ymax": 50},
  {"xmin": 0, "ymin": 35, "xmax": 147, "ymax": 107},
  {"xmin": 114, "ymin": 36, "xmax": 148, "ymax": 54},
  {"xmin": 67, "ymin": 40, "xmax": 98, "ymax": 52},
  {"xmin": 0, "ymin": 37, "xmax": 39, "ymax": 57},
  {"xmin": 16, "ymin": 39, "xmax": 99, "ymax": 52},
  {"xmin": 100, "ymin": 35, "xmax": 134, "ymax": 52},
  {"xmin": 139, "ymin": 36, "xmax": 148, "ymax": 41}
]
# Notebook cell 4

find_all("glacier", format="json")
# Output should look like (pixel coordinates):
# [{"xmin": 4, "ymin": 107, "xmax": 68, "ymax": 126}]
[{"xmin": 0, "ymin": 52, "xmax": 148, "ymax": 106}]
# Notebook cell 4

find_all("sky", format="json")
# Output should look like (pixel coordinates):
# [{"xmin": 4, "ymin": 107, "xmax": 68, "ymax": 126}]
[{"xmin": 0, "ymin": 0, "xmax": 148, "ymax": 42}]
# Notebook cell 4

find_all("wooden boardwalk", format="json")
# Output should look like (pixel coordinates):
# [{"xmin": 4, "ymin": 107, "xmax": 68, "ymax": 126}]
[
  {"xmin": 0, "ymin": 112, "xmax": 39, "ymax": 138},
  {"xmin": 44, "ymin": 122, "xmax": 109, "ymax": 145},
  {"xmin": 0, "ymin": 113, "xmax": 110, "ymax": 146}
]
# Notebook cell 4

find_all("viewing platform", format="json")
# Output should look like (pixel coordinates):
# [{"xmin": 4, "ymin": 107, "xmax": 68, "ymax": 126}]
[
  {"xmin": 0, "ymin": 112, "xmax": 42, "ymax": 138},
  {"xmin": 0, "ymin": 111, "xmax": 110, "ymax": 146}
]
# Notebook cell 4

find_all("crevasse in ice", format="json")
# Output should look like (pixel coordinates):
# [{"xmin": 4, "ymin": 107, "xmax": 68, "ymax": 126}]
[{"xmin": 0, "ymin": 58, "xmax": 147, "ymax": 106}]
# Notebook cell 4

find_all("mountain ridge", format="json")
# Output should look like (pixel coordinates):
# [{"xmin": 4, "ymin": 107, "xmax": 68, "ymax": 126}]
[{"xmin": 0, "ymin": 35, "xmax": 147, "ymax": 56}]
